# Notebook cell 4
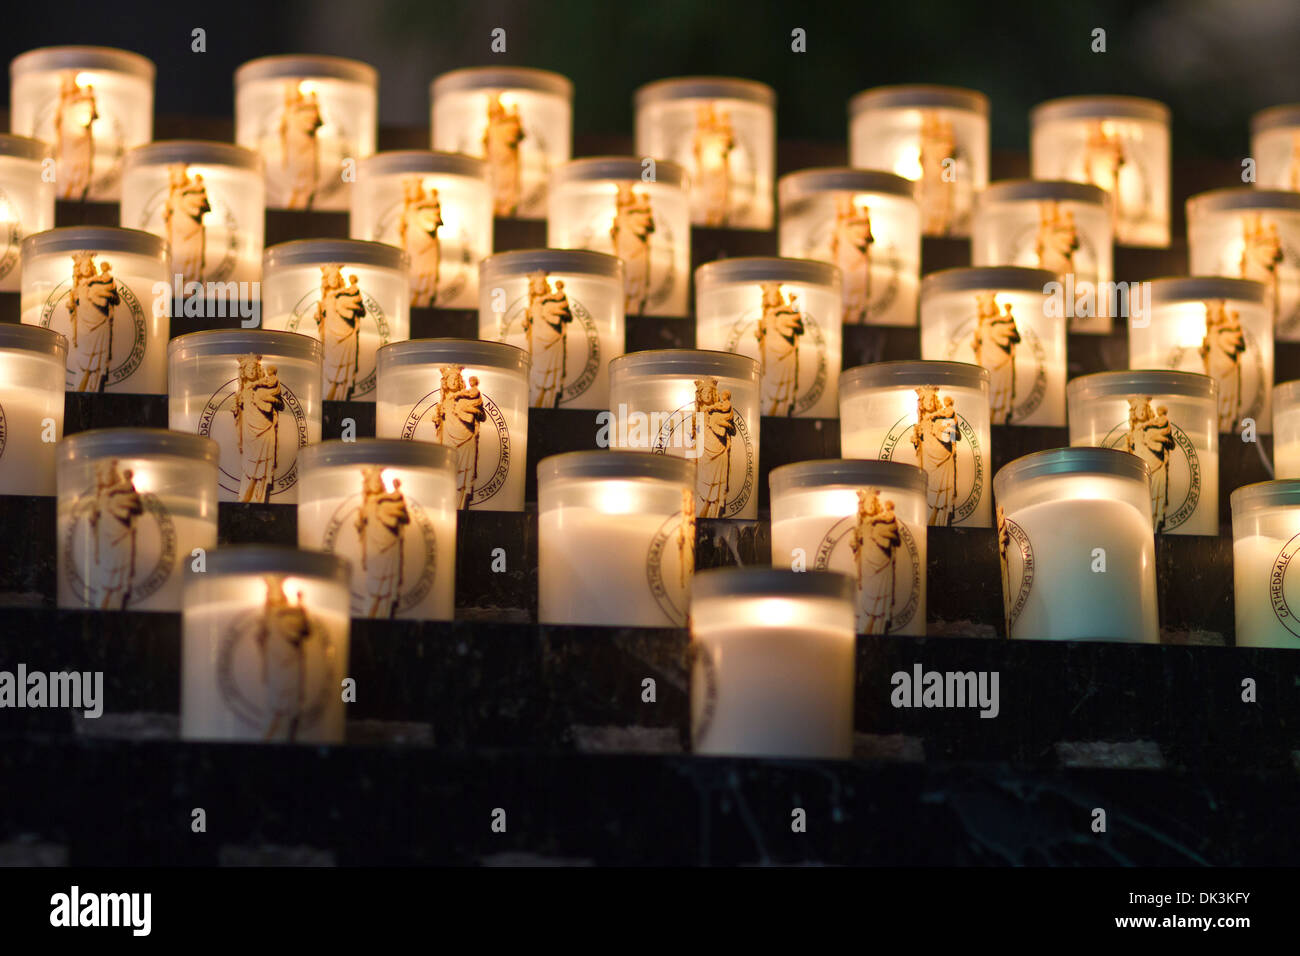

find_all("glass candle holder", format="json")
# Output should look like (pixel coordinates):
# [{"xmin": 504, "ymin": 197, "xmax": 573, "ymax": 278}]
[
  {"xmin": 57, "ymin": 428, "xmax": 218, "ymax": 612},
  {"xmin": 993, "ymin": 447, "xmax": 1158, "ymax": 643},
  {"xmin": 234, "ymin": 55, "xmax": 377, "ymax": 211},
  {"xmin": 261, "ymin": 239, "xmax": 410, "ymax": 402},
  {"xmin": 547, "ymin": 156, "xmax": 691, "ymax": 317},
  {"xmin": 848, "ymin": 85, "xmax": 989, "ymax": 238},
  {"xmin": 375, "ymin": 338, "xmax": 529, "ymax": 512},
  {"xmin": 538, "ymin": 450, "xmax": 696, "ymax": 627},
  {"xmin": 350, "ymin": 150, "xmax": 492, "ymax": 309},
  {"xmin": 777, "ymin": 167, "xmax": 919, "ymax": 328},
  {"xmin": 181, "ymin": 546, "xmax": 351, "ymax": 742},
  {"xmin": 633, "ymin": 76, "xmax": 775, "ymax": 230},
  {"xmin": 168, "ymin": 329, "xmax": 323, "ymax": 504},
  {"xmin": 1133, "ymin": 277, "xmax": 1272, "ymax": 434},
  {"xmin": 1231, "ymin": 481, "xmax": 1300, "ymax": 648},
  {"xmin": 21, "ymin": 226, "xmax": 169, "ymax": 394},
  {"xmin": 297, "ymin": 439, "xmax": 457, "ymax": 621},
  {"xmin": 769, "ymin": 458, "xmax": 928, "ymax": 636},
  {"xmin": 1272, "ymin": 380, "xmax": 1300, "ymax": 478},
  {"xmin": 430, "ymin": 67, "xmax": 572, "ymax": 220},
  {"xmin": 9, "ymin": 46, "xmax": 154, "ymax": 201},
  {"xmin": 695, "ymin": 257, "xmax": 841, "ymax": 418},
  {"xmin": 479, "ymin": 249, "xmax": 623, "ymax": 410},
  {"xmin": 1186, "ymin": 187, "xmax": 1300, "ymax": 341},
  {"xmin": 920, "ymin": 266, "xmax": 1065, "ymax": 426},
  {"xmin": 1066, "ymin": 370, "xmax": 1218, "ymax": 535},
  {"xmin": 690, "ymin": 568, "xmax": 856, "ymax": 758},
  {"xmin": 0, "ymin": 135, "xmax": 55, "ymax": 292},
  {"xmin": 1250, "ymin": 104, "xmax": 1300, "ymax": 190},
  {"xmin": 607, "ymin": 349, "xmax": 760, "ymax": 520},
  {"xmin": 1029, "ymin": 95, "xmax": 1171, "ymax": 247},
  {"xmin": 121, "ymin": 141, "xmax": 265, "ymax": 288},
  {"xmin": 971, "ymin": 180, "xmax": 1114, "ymax": 334},
  {"xmin": 0, "ymin": 324, "xmax": 65, "ymax": 495},
  {"xmin": 839, "ymin": 360, "xmax": 992, "ymax": 528}
]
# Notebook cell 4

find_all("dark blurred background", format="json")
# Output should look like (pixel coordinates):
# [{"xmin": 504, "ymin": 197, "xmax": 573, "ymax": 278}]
[{"xmin": 4, "ymin": 0, "xmax": 1299, "ymax": 156}]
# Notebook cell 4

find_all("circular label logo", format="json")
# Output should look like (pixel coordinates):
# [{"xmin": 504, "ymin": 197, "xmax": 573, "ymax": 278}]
[
  {"xmin": 1269, "ymin": 533, "xmax": 1300, "ymax": 642},
  {"xmin": 689, "ymin": 638, "xmax": 720, "ymax": 750},
  {"xmin": 138, "ymin": 180, "xmax": 239, "ymax": 284},
  {"xmin": 574, "ymin": 204, "xmax": 678, "ymax": 314},
  {"xmin": 199, "ymin": 375, "xmax": 310, "ymax": 500},
  {"xmin": 804, "ymin": 223, "xmax": 900, "ymax": 323},
  {"xmin": 996, "ymin": 509, "xmax": 1034, "ymax": 636},
  {"xmin": 1166, "ymin": 323, "xmax": 1264, "ymax": 431},
  {"xmin": 652, "ymin": 401, "xmax": 754, "ymax": 518},
  {"xmin": 375, "ymin": 200, "xmax": 473, "ymax": 307},
  {"xmin": 256, "ymin": 96, "xmax": 353, "ymax": 208},
  {"xmin": 62, "ymin": 482, "xmax": 176, "ymax": 609},
  {"xmin": 0, "ymin": 402, "xmax": 7, "ymax": 462},
  {"xmin": 726, "ymin": 301, "xmax": 828, "ymax": 417},
  {"xmin": 321, "ymin": 491, "xmax": 438, "ymax": 617},
  {"xmin": 41, "ymin": 261, "xmax": 149, "ymax": 391},
  {"xmin": 815, "ymin": 511, "xmax": 921, "ymax": 634},
  {"xmin": 449, "ymin": 101, "xmax": 551, "ymax": 214},
  {"xmin": 287, "ymin": 286, "xmax": 390, "ymax": 400},
  {"xmin": 401, "ymin": 376, "xmax": 511, "ymax": 508},
  {"xmin": 677, "ymin": 105, "xmax": 758, "ymax": 225},
  {"xmin": 645, "ymin": 509, "xmax": 694, "ymax": 626},
  {"xmin": 497, "ymin": 290, "xmax": 601, "ymax": 406},
  {"xmin": 879, "ymin": 405, "xmax": 984, "ymax": 525},
  {"xmin": 0, "ymin": 186, "xmax": 22, "ymax": 281},
  {"xmin": 946, "ymin": 304, "xmax": 1048, "ymax": 424},
  {"xmin": 1099, "ymin": 404, "xmax": 1201, "ymax": 533},
  {"xmin": 32, "ymin": 94, "xmax": 126, "ymax": 198}
]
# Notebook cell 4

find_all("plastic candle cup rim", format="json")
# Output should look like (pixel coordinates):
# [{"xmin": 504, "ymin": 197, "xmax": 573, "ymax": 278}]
[
  {"xmin": 1146, "ymin": 276, "xmax": 1269, "ymax": 307},
  {"xmin": 431, "ymin": 66, "xmax": 572, "ymax": 100},
  {"xmin": 0, "ymin": 133, "xmax": 53, "ymax": 162},
  {"xmin": 376, "ymin": 337, "xmax": 531, "ymax": 375},
  {"xmin": 1231, "ymin": 480, "xmax": 1300, "ymax": 514},
  {"xmin": 635, "ymin": 76, "xmax": 774, "ymax": 109},
  {"xmin": 695, "ymin": 256, "xmax": 841, "ymax": 291},
  {"xmin": 691, "ymin": 567, "xmax": 855, "ymax": 603},
  {"xmin": 59, "ymin": 427, "xmax": 220, "ymax": 467},
  {"xmin": 234, "ymin": 54, "xmax": 377, "ymax": 88},
  {"xmin": 22, "ymin": 225, "xmax": 166, "ymax": 260},
  {"xmin": 551, "ymin": 156, "xmax": 689, "ymax": 191},
  {"xmin": 11, "ymin": 45, "xmax": 155, "ymax": 81},
  {"xmin": 841, "ymin": 359, "xmax": 988, "ymax": 393},
  {"xmin": 1030, "ymin": 94, "xmax": 1170, "ymax": 124},
  {"xmin": 537, "ymin": 449, "xmax": 695, "ymax": 486},
  {"xmin": 993, "ymin": 446, "xmax": 1149, "ymax": 502},
  {"xmin": 298, "ymin": 438, "xmax": 456, "ymax": 476},
  {"xmin": 357, "ymin": 150, "xmax": 489, "ymax": 181},
  {"xmin": 168, "ymin": 329, "xmax": 324, "ymax": 363},
  {"xmin": 778, "ymin": 167, "xmax": 917, "ymax": 203},
  {"xmin": 920, "ymin": 265, "xmax": 1058, "ymax": 301},
  {"xmin": 1067, "ymin": 369, "xmax": 1216, "ymax": 403},
  {"xmin": 607, "ymin": 348, "xmax": 759, "ymax": 383},
  {"xmin": 769, "ymin": 458, "xmax": 928, "ymax": 498},
  {"xmin": 1186, "ymin": 186, "xmax": 1300, "ymax": 215},
  {"xmin": 0, "ymin": 323, "xmax": 67, "ymax": 358},
  {"xmin": 849, "ymin": 84, "xmax": 988, "ymax": 116},
  {"xmin": 124, "ymin": 140, "xmax": 263, "ymax": 173},
  {"xmin": 184, "ymin": 544, "xmax": 351, "ymax": 585},
  {"xmin": 480, "ymin": 248, "xmax": 624, "ymax": 282},
  {"xmin": 263, "ymin": 238, "xmax": 409, "ymax": 273},
  {"xmin": 975, "ymin": 179, "xmax": 1110, "ymax": 208}
]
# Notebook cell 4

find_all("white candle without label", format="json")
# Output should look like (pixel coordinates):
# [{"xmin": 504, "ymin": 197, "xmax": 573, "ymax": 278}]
[
  {"xmin": 1231, "ymin": 482, "xmax": 1300, "ymax": 649},
  {"xmin": 1250, "ymin": 105, "xmax": 1300, "ymax": 190},
  {"xmin": 0, "ymin": 326, "xmax": 65, "ymax": 495},
  {"xmin": 0, "ymin": 135, "xmax": 56, "ymax": 292}
]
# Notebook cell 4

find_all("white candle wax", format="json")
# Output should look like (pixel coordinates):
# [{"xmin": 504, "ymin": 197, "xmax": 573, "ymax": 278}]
[{"xmin": 1232, "ymin": 535, "xmax": 1300, "ymax": 649}]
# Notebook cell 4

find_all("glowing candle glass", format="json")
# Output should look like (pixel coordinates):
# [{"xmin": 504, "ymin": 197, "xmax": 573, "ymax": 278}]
[
  {"xmin": 1132, "ymin": 277, "xmax": 1272, "ymax": 433},
  {"xmin": 376, "ymin": 338, "xmax": 529, "ymax": 512},
  {"xmin": 848, "ymin": 85, "xmax": 989, "ymax": 238},
  {"xmin": 1272, "ymin": 381, "xmax": 1300, "ymax": 478},
  {"xmin": 993, "ymin": 447, "xmax": 1158, "ymax": 643},
  {"xmin": 168, "ymin": 329, "xmax": 323, "ymax": 504},
  {"xmin": 57, "ymin": 428, "xmax": 218, "ymax": 612},
  {"xmin": 839, "ymin": 360, "xmax": 992, "ymax": 527},
  {"xmin": 234, "ymin": 55, "xmax": 377, "ymax": 211},
  {"xmin": 634, "ymin": 76, "xmax": 775, "ymax": 229},
  {"xmin": 1250, "ymin": 105, "xmax": 1300, "ymax": 190},
  {"xmin": 1232, "ymin": 481, "xmax": 1300, "ymax": 648},
  {"xmin": 0, "ymin": 135, "xmax": 55, "ymax": 291},
  {"xmin": 1030, "ymin": 96, "xmax": 1170, "ymax": 247},
  {"xmin": 351, "ymin": 150, "xmax": 492, "ymax": 309},
  {"xmin": 548, "ymin": 157, "xmax": 691, "ymax": 317},
  {"xmin": 479, "ymin": 249, "xmax": 623, "ymax": 410},
  {"xmin": 181, "ymin": 546, "xmax": 351, "ymax": 742},
  {"xmin": 1067, "ymin": 370, "xmax": 1218, "ymax": 535},
  {"xmin": 0, "ymin": 324, "xmax": 65, "ymax": 495},
  {"xmin": 607, "ymin": 349, "xmax": 760, "ymax": 520},
  {"xmin": 690, "ymin": 568, "xmax": 856, "ymax": 758},
  {"xmin": 261, "ymin": 239, "xmax": 410, "ymax": 402},
  {"xmin": 920, "ymin": 266, "xmax": 1065, "ymax": 426},
  {"xmin": 538, "ymin": 450, "xmax": 695, "ymax": 627},
  {"xmin": 430, "ymin": 67, "xmax": 572, "ymax": 220},
  {"xmin": 21, "ymin": 226, "xmax": 169, "ymax": 393},
  {"xmin": 297, "ymin": 439, "xmax": 457, "ymax": 621}
]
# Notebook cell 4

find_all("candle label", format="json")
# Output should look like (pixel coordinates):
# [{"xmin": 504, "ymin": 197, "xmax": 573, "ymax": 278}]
[
  {"xmin": 1165, "ymin": 299, "xmax": 1263, "ymax": 432},
  {"xmin": 495, "ymin": 273, "xmax": 601, "ymax": 407},
  {"xmin": 688, "ymin": 637, "xmax": 720, "ymax": 750},
  {"xmin": 1007, "ymin": 204, "xmax": 1102, "ymax": 304},
  {"xmin": 1050, "ymin": 120, "xmax": 1153, "ymax": 235},
  {"xmin": 651, "ymin": 377, "xmax": 754, "ymax": 518},
  {"xmin": 215, "ymin": 574, "xmax": 341, "ymax": 741},
  {"xmin": 320, "ymin": 466, "xmax": 439, "ymax": 618},
  {"xmin": 443, "ymin": 93, "xmax": 552, "ymax": 217},
  {"xmin": 800, "ymin": 196, "xmax": 901, "ymax": 325},
  {"xmin": 645, "ymin": 495, "xmax": 696, "ymax": 627},
  {"xmin": 724, "ymin": 282, "xmax": 827, "ymax": 417},
  {"xmin": 689, "ymin": 102, "xmax": 756, "ymax": 227},
  {"xmin": 1268, "ymin": 534, "xmax": 1300, "ymax": 640},
  {"xmin": 39, "ymin": 253, "xmax": 149, "ymax": 392},
  {"xmin": 0, "ymin": 187, "xmax": 22, "ymax": 281},
  {"xmin": 1099, "ymin": 397, "xmax": 1202, "ymax": 533},
  {"xmin": 33, "ymin": 73, "xmax": 126, "ymax": 200},
  {"xmin": 372, "ymin": 177, "xmax": 473, "ymax": 307},
  {"xmin": 284, "ymin": 265, "xmax": 391, "ymax": 400},
  {"xmin": 879, "ymin": 385, "xmax": 984, "ymax": 526},
  {"xmin": 61, "ymin": 459, "xmax": 177, "ymax": 610},
  {"xmin": 254, "ymin": 82, "xmax": 351, "ymax": 210},
  {"xmin": 198, "ymin": 354, "xmax": 310, "ymax": 502},
  {"xmin": 401, "ymin": 364, "xmax": 511, "ymax": 509},
  {"xmin": 996, "ymin": 505, "xmax": 1034, "ymax": 637},
  {"xmin": 0, "ymin": 403, "xmax": 6, "ymax": 460},
  {"xmin": 136, "ymin": 165, "xmax": 240, "ymax": 284},
  {"xmin": 568, "ymin": 185, "xmax": 677, "ymax": 315},
  {"xmin": 945, "ymin": 292, "xmax": 1048, "ymax": 425},
  {"xmin": 918, "ymin": 111, "xmax": 966, "ymax": 236},
  {"xmin": 1234, "ymin": 213, "xmax": 1298, "ymax": 335}
]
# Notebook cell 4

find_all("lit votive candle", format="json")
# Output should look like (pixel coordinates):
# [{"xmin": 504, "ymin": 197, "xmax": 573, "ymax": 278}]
[
  {"xmin": 1030, "ymin": 96, "xmax": 1171, "ymax": 247},
  {"xmin": 9, "ymin": 46, "xmax": 154, "ymax": 201},
  {"xmin": 993, "ymin": 447, "xmax": 1158, "ymax": 643},
  {"xmin": 430, "ymin": 67, "xmax": 572, "ymax": 220},
  {"xmin": 168, "ymin": 329, "xmax": 323, "ymax": 504},
  {"xmin": 1186, "ymin": 187, "xmax": 1300, "ymax": 341},
  {"xmin": 607, "ymin": 349, "xmax": 760, "ymax": 520},
  {"xmin": 695, "ymin": 257, "xmax": 841, "ymax": 418},
  {"xmin": 971, "ymin": 179, "xmax": 1114, "ymax": 334},
  {"xmin": 633, "ymin": 76, "xmax": 775, "ymax": 229},
  {"xmin": 376, "ymin": 338, "xmax": 529, "ymax": 511},
  {"xmin": 1133, "ymin": 277, "xmax": 1272, "ymax": 433},
  {"xmin": 1067, "ymin": 370, "xmax": 1219, "ymax": 535},
  {"xmin": 839, "ymin": 360, "xmax": 992, "ymax": 528},
  {"xmin": 479, "ymin": 249, "xmax": 623, "ymax": 410},
  {"xmin": 1272, "ymin": 380, "xmax": 1300, "ymax": 478},
  {"xmin": 181, "ymin": 546, "xmax": 351, "ymax": 742},
  {"xmin": 350, "ymin": 150, "xmax": 492, "ymax": 309},
  {"xmin": 235, "ymin": 55, "xmax": 376, "ymax": 211},
  {"xmin": 121, "ymin": 141, "xmax": 265, "ymax": 287},
  {"xmin": 769, "ymin": 459, "xmax": 928, "ymax": 636},
  {"xmin": 1250, "ymin": 105, "xmax": 1300, "ymax": 190},
  {"xmin": 0, "ymin": 135, "xmax": 55, "ymax": 292},
  {"xmin": 297, "ymin": 439, "xmax": 457, "ymax": 621},
  {"xmin": 548, "ymin": 156, "xmax": 691, "ymax": 317},
  {"xmin": 848, "ymin": 85, "xmax": 989, "ymax": 238},
  {"xmin": 57, "ymin": 428, "xmax": 218, "ymax": 612},
  {"xmin": 21, "ymin": 226, "xmax": 169, "ymax": 393},
  {"xmin": 261, "ymin": 239, "xmax": 410, "ymax": 402},
  {"xmin": 920, "ymin": 266, "xmax": 1065, "ymax": 426},
  {"xmin": 1231, "ymin": 480, "xmax": 1300, "ymax": 648},
  {"xmin": 0, "ymin": 324, "xmax": 65, "ymax": 495},
  {"xmin": 538, "ymin": 450, "xmax": 695, "ymax": 627},
  {"xmin": 778, "ymin": 167, "xmax": 920, "ymax": 327},
  {"xmin": 690, "ymin": 568, "xmax": 856, "ymax": 758}
]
